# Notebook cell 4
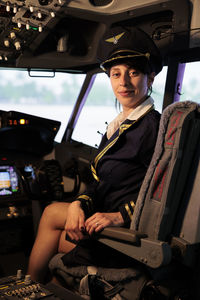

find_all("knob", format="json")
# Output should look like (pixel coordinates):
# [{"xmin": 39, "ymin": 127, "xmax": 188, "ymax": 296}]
[
  {"xmin": 4, "ymin": 39, "xmax": 10, "ymax": 47},
  {"xmin": 17, "ymin": 269, "xmax": 22, "ymax": 280},
  {"xmin": 13, "ymin": 212, "xmax": 19, "ymax": 217},
  {"xmin": 24, "ymin": 274, "xmax": 31, "ymax": 285},
  {"xmin": 30, "ymin": 292, "xmax": 36, "ymax": 299}
]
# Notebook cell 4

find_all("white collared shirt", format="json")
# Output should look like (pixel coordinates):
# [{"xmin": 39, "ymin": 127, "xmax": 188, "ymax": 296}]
[{"xmin": 106, "ymin": 97, "xmax": 154, "ymax": 139}]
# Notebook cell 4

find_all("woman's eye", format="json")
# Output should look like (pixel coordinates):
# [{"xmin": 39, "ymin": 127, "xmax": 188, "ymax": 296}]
[
  {"xmin": 111, "ymin": 72, "xmax": 119, "ymax": 77},
  {"xmin": 129, "ymin": 71, "xmax": 139, "ymax": 77}
]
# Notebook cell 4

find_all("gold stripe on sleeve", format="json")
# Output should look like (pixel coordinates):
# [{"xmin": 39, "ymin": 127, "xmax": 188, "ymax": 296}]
[
  {"xmin": 130, "ymin": 201, "xmax": 135, "ymax": 210},
  {"xmin": 76, "ymin": 195, "xmax": 92, "ymax": 203},
  {"xmin": 125, "ymin": 203, "xmax": 133, "ymax": 220}
]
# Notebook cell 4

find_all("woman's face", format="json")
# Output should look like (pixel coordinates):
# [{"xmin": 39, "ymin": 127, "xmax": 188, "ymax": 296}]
[{"xmin": 110, "ymin": 63, "xmax": 155, "ymax": 113}]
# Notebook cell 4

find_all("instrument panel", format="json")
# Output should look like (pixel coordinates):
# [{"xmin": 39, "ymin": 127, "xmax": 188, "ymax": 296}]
[
  {"xmin": 0, "ymin": 272, "xmax": 53, "ymax": 300},
  {"xmin": 0, "ymin": 165, "xmax": 19, "ymax": 197},
  {"xmin": 0, "ymin": 110, "xmax": 64, "ymax": 222},
  {"xmin": 0, "ymin": 159, "xmax": 64, "ymax": 220},
  {"xmin": 0, "ymin": 0, "xmax": 59, "ymax": 64},
  {"xmin": 0, "ymin": 0, "xmax": 191, "ymax": 70},
  {"xmin": 0, "ymin": 271, "xmax": 83, "ymax": 300}
]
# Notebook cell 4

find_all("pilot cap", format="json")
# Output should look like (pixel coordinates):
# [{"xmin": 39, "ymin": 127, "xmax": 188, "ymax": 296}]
[{"xmin": 98, "ymin": 26, "xmax": 163, "ymax": 75}]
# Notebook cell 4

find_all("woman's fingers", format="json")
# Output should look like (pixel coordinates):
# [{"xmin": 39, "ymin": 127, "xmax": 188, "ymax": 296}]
[
  {"xmin": 85, "ymin": 213, "xmax": 109, "ymax": 235},
  {"xmin": 85, "ymin": 212, "xmax": 124, "ymax": 235},
  {"xmin": 66, "ymin": 227, "xmax": 84, "ymax": 241},
  {"xmin": 65, "ymin": 201, "xmax": 86, "ymax": 241}
]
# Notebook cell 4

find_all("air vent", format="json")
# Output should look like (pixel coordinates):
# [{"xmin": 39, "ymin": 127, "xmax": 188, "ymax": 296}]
[{"xmin": 89, "ymin": 0, "xmax": 113, "ymax": 7}]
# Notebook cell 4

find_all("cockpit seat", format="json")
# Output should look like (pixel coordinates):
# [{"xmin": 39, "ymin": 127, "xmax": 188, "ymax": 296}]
[{"xmin": 49, "ymin": 101, "xmax": 200, "ymax": 299}]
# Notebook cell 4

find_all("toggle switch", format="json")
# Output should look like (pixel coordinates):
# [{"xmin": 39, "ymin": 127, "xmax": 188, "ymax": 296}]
[
  {"xmin": 17, "ymin": 19, "xmax": 22, "ymax": 28},
  {"xmin": 38, "ymin": 24, "xmax": 42, "ymax": 32},
  {"xmin": 10, "ymin": 31, "xmax": 16, "ymax": 39},
  {"xmin": 6, "ymin": 2, "xmax": 10, "ymax": 12},
  {"xmin": 14, "ymin": 40, "xmax": 21, "ymax": 50},
  {"xmin": 13, "ymin": 4, "xmax": 17, "ymax": 13},
  {"xmin": 26, "ymin": 21, "xmax": 30, "ymax": 30},
  {"xmin": 37, "ymin": 10, "xmax": 42, "ymax": 19}
]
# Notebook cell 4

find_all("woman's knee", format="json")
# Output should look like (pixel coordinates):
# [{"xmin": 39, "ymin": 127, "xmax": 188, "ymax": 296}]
[{"xmin": 41, "ymin": 202, "xmax": 70, "ymax": 228}]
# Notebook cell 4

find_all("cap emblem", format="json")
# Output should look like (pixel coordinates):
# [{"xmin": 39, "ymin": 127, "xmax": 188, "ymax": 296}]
[{"xmin": 105, "ymin": 32, "xmax": 125, "ymax": 45}]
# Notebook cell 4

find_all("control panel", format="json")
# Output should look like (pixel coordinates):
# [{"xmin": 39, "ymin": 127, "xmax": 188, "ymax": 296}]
[
  {"xmin": 0, "ymin": 0, "xmax": 190, "ymax": 70},
  {"xmin": 0, "ymin": 159, "xmax": 64, "ymax": 221},
  {"xmin": 0, "ymin": 272, "xmax": 53, "ymax": 300},
  {"xmin": 0, "ymin": 0, "xmax": 63, "ymax": 64},
  {"xmin": 0, "ymin": 0, "xmax": 102, "ymax": 69},
  {"xmin": 0, "ymin": 110, "xmax": 64, "ymax": 222},
  {"xmin": 0, "ymin": 270, "xmax": 83, "ymax": 300},
  {"xmin": 0, "ymin": 163, "xmax": 32, "ymax": 221},
  {"xmin": 0, "ymin": 165, "xmax": 19, "ymax": 197},
  {"xmin": 0, "ymin": 205, "xmax": 31, "ymax": 220}
]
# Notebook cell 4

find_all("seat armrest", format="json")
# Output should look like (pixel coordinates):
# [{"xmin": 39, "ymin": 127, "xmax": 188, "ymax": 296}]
[
  {"xmin": 99, "ymin": 227, "xmax": 147, "ymax": 245},
  {"xmin": 96, "ymin": 227, "xmax": 172, "ymax": 268}
]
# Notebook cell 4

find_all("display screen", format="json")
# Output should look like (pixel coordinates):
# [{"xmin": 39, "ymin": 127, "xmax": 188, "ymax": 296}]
[{"xmin": 0, "ymin": 166, "xmax": 19, "ymax": 196}]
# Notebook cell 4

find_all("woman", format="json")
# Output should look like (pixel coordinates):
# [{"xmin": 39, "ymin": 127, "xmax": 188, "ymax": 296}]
[{"xmin": 27, "ymin": 26, "xmax": 163, "ymax": 282}]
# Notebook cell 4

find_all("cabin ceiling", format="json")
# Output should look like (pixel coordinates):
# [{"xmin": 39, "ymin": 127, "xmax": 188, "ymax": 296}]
[{"xmin": 0, "ymin": 0, "xmax": 192, "ymax": 72}]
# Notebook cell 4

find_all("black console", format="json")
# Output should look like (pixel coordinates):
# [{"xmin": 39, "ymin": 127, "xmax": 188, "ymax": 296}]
[
  {"xmin": 0, "ymin": 159, "xmax": 64, "ymax": 255},
  {"xmin": 0, "ymin": 162, "xmax": 33, "ymax": 255},
  {"xmin": 0, "ymin": 110, "xmax": 61, "ymax": 157},
  {"xmin": 0, "ymin": 111, "xmax": 64, "ymax": 256},
  {"xmin": 0, "ymin": 271, "xmax": 83, "ymax": 300},
  {"xmin": 0, "ymin": 164, "xmax": 31, "ymax": 221}
]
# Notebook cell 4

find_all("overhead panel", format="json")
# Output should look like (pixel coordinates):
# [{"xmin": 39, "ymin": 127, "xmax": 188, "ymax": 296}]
[{"xmin": 0, "ymin": 0, "xmax": 191, "ymax": 71}]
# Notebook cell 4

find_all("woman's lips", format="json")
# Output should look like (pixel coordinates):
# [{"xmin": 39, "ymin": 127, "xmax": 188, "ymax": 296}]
[{"xmin": 118, "ymin": 90, "xmax": 134, "ymax": 97}]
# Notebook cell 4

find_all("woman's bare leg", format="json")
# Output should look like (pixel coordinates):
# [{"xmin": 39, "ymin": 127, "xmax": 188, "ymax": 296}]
[{"xmin": 27, "ymin": 202, "xmax": 76, "ymax": 283}]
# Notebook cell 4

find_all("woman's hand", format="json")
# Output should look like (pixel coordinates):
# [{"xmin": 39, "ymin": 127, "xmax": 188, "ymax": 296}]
[
  {"xmin": 64, "ymin": 201, "xmax": 86, "ymax": 241},
  {"xmin": 85, "ymin": 212, "xmax": 124, "ymax": 235}
]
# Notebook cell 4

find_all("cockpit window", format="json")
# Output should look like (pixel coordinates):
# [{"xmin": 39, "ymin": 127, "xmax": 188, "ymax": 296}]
[
  {"xmin": 152, "ymin": 66, "xmax": 168, "ymax": 112},
  {"xmin": 72, "ymin": 67, "xmax": 168, "ymax": 148},
  {"xmin": 0, "ymin": 69, "xmax": 85, "ymax": 142},
  {"xmin": 72, "ymin": 73, "xmax": 117, "ymax": 148},
  {"xmin": 180, "ymin": 62, "xmax": 200, "ymax": 103}
]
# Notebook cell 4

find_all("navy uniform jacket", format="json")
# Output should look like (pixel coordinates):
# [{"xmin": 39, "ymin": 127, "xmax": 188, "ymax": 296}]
[{"xmin": 76, "ymin": 106, "xmax": 160, "ymax": 227}]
